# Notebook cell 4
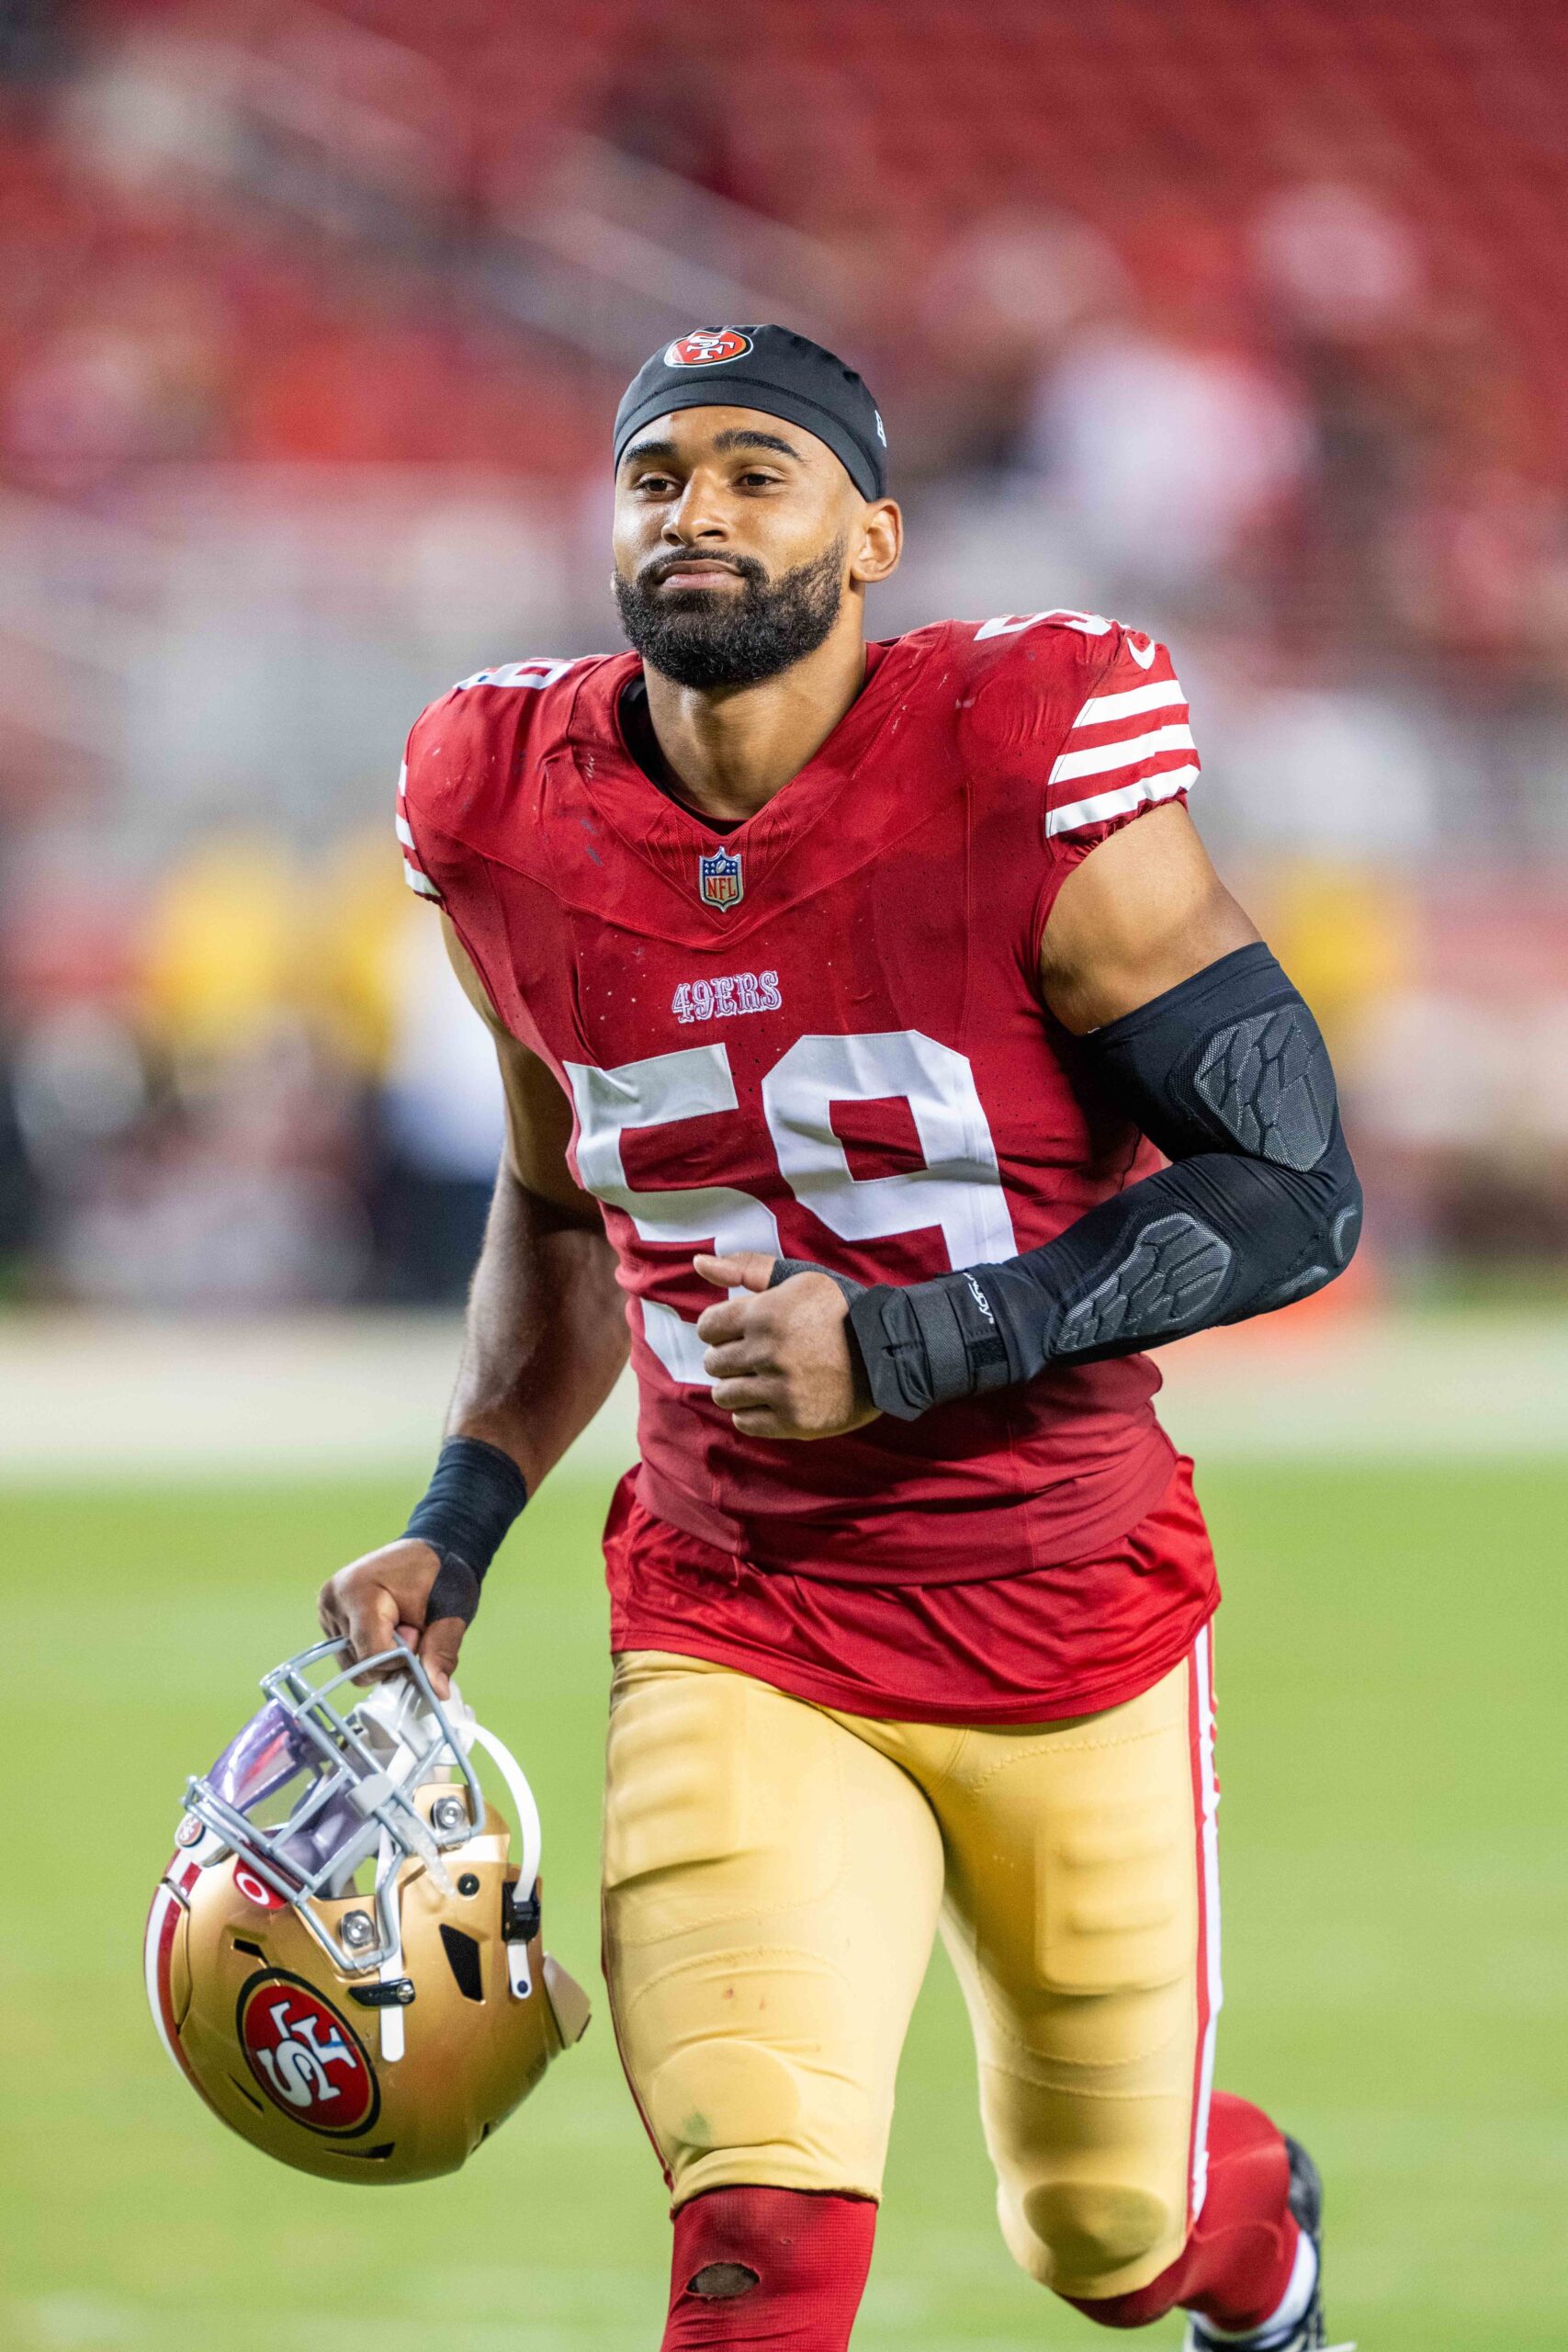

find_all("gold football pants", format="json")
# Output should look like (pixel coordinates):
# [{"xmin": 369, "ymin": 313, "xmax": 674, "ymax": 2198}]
[{"xmin": 601, "ymin": 1634, "xmax": 1222, "ymax": 2302}]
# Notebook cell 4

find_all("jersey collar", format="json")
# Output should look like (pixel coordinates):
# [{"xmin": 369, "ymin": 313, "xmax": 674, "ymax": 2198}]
[{"xmin": 559, "ymin": 635, "xmax": 931, "ymax": 932}]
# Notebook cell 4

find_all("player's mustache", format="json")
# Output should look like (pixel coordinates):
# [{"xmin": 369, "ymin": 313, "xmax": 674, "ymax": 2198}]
[{"xmin": 640, "ymin": 551, "xmax": 768, "ymax": 589}]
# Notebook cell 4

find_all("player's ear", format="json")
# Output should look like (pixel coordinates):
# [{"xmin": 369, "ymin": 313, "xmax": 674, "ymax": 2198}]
[{"xmin": 849, "ymin": 498, "xmax": 902, "ymax": 586}]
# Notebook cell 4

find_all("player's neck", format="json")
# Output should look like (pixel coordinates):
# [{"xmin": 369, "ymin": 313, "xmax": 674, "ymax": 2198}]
[{"xmin": 639, "ymin": 616, "xmax": 869, "ymax": 825}]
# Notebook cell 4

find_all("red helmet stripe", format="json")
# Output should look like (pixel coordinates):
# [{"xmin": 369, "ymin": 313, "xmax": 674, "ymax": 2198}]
[
  {"xmin": 144, "ymin": 1884, "xmax": 197, "ymax": 2086},
  {"xmin": 142, "ymin": 1883, "xmax": 223, "ymax": 2120}
]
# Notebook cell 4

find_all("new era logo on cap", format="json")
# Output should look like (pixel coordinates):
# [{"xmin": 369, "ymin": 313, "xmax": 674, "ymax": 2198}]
[{"xmin": 665, "ymin": 328, "xmax": 753, "ymax": 368}]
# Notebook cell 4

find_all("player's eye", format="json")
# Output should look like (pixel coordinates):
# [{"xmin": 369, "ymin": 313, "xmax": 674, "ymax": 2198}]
[
  {"xmin": 736, "ymin": 469, "xmax": 783, "ymax": 490},
  {"xmin": 633, "ymin": 470, "xmax": 679, "ymax": 496}
]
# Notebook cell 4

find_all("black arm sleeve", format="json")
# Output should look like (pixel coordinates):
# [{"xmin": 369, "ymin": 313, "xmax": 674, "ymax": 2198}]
[{"xmin": 845, "ymin": 944, "xmax": 1363, "ymax": 1420}]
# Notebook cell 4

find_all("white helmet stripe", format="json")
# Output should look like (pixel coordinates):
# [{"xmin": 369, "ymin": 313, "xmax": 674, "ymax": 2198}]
[{"xmin": 143, "ymin": 1884, "xmax": 188, "ymax": 2079}]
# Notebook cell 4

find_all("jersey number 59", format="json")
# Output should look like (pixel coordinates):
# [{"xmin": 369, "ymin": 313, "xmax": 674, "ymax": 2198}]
[{"xmin": 564, "ymin": 1032, "xmax": 1018, "ymax": 1385}]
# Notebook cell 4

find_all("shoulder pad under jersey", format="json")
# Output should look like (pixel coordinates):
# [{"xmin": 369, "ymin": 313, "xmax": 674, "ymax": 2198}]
[
  {"xmin": 958, "ymin": 608, "xmax": 1200, "ymax": 848},
  {"xmin": 396, "ymin": 656, "xmax": 595, "ymax": 903}
]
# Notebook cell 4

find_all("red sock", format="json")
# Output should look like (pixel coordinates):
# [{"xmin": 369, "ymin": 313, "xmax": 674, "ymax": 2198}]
[
  {"xmin": 661, "ymin": 2186, "xmax": 877, "ymax": 2349},
  {"xmin": 1062, "ymin": 2094, "xmax": 1300, "ymax": 2333}
]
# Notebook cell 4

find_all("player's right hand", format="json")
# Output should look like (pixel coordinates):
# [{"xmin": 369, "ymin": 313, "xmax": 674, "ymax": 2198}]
[{"xmin": 318, "ymin": 1539, "xmax": 468, "ymax": 1700}]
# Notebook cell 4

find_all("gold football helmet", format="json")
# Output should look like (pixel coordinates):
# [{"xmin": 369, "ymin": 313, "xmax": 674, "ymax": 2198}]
[{"xmin": 145, "ymin": 1638, "xmax": 590, "ymax": 2183}]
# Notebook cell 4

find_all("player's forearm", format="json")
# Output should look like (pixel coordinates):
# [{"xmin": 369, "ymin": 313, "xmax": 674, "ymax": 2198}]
[
  {"xmin": 843, "ymin": 944, "xmax": 1363, "ymax": 1419},
  {"xmin": 373, "ymin": 1170, "xmax": 625, "ymax": 1644},
  {"xmin": 966, "ymin": 1139, "xmax": 1357, "ymax": 1373},
  {"xmin": 445, "ymin": 1158, "xmax": 627, "ymax": 1488}
]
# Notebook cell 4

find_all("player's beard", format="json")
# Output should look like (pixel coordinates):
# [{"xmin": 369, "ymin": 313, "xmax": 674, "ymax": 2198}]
[{"xmin": 614, "ymin": 537, "xmax": 847, "ymax": 689}]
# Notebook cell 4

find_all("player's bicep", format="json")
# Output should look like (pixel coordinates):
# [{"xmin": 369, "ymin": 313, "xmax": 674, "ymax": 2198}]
[
  {"xmin": 1038, "ymin": 801, "xmax": 1259, "ymax": 1035},
  {"xmin": 440, "ymin": 921, "xmax": 602, "ymax": 1221}
]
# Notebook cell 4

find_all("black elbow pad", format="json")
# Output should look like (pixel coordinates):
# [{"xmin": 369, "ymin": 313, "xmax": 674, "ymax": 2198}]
[
  {"xmin": 1074, "ymin": 942, "xmax": 1363, "ymax": 1323},
  {"xmin": 1089, "ymin": 941, "xmax": 1341, "ymax": 1172}
]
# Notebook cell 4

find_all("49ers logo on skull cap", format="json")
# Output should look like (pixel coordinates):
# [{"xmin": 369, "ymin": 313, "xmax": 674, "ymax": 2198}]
[
  {"xmin": 664, "ymin": 328, "xmax": 752, "ymax": 368},
  {"xmin": 237, "ymin": 1971, "xmax": 379, "ymax": 2135}
]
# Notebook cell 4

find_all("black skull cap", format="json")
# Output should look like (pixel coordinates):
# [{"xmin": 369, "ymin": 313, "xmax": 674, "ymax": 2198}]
[{"xmin": 614, "ymin": 325, "xmax": 888, "ymax": 500}]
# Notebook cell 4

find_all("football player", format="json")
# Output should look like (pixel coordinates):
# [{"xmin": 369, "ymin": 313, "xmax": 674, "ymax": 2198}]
[{"xmin": 321, "ymin": 326, "xmax": 1359, "ymax": 2352}]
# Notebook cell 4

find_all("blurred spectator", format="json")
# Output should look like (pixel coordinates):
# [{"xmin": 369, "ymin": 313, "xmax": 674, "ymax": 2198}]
[
  {"xmin": 592, "ymin": 34, "xmax": 757, "ymax": 209},
  {"xmin": 373, "ymin": 902, "xmax": 504, "ymax": 1304},
  {"xmin": 909, "ymin": 208, "xmax": 1127, "ymax": 476},
  {"xmin": 0, "ymin": 1027, "xmax": 39, "ymax": 1286},
  {"xmin": 0, "ymin": 0, "xmax": 73, "ymax": 91},
  {"xmin": 1252, "ymin": 182, "xmax": 1426, "ymax": 345},
  {"xmin": 1021, "ymin": 318, "xmax": 1312, "ymax": 600}
]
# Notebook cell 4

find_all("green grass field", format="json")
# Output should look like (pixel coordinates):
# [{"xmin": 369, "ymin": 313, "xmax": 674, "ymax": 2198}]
[{"xmin": 3, "ymin": 1460, "xmax": 1564, "ymax": 2350}]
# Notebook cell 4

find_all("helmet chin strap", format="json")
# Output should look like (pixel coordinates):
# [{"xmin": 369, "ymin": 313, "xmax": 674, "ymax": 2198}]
[
  {"xmin": 454, "ymin": 1694, "xmax": 543, "ymax": 2001},
  {"xmin": 375, "ymin": 1822, "xmax": 407, "ymax": 2063},
  {"xmin": 463, "ymin": 1712, "xmax": 543, "ymax": 2004},
  {"xmin": 462, "ymin": 1713, "xmax": 543, "ymax": 1894},
  {"xmin": 381, "ymin": 1676, "xmax": 546, "ymax": 2005}
]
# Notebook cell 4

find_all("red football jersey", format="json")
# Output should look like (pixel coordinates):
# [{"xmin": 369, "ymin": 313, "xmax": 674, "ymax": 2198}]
[
  {"xmin": 600, "ymin": 1453, "xmax": 1217, "ymax": 1724},
  {"xmin": 399, "ymin": 610, "xmax": 1205, "ymax": 1654}
]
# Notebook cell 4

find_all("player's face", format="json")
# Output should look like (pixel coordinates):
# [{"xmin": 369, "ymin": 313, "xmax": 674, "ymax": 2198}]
[{"xmin": 612, "ymin": 406, "xmax": 897, "ymax": 689}]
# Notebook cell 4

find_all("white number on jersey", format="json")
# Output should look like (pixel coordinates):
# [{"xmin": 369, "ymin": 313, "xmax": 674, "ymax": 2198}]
[
  {"xmin": 974, "ymin": 608, "xmax": 1114, "ymax": 642},
  {"xmin": 565, "ymin": 1031, "xmax": 1016, "ymax": 1386}
]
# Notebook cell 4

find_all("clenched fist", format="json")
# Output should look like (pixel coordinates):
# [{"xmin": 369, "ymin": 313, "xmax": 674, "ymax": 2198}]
[{"xmin": 694, "ymin": 1251, "xmax": 879, "ymax": 1441}]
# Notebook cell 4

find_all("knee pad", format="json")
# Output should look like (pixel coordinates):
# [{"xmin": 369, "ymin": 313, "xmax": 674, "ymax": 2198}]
[
  {"xmin": 662, "ymin": 2186, "xmax": 876, "ymax": 2350},
  {"xmin": 1060, "ymin": 2095, "xmax": 1297, "ymax": 2333},
  {"xmin": 1020, "ymin": 2178, "xmax": 1179, "ymax": 2290}
]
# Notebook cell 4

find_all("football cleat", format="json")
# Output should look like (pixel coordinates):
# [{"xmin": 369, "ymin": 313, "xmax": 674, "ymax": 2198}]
[
  {"xmin": 1183, "ymin": 2136, "xmax": 1353, "ymax": 2352},
  {"xmin": 145, "ymin": 1638, "xmax": 590, "ymax": 2183}
]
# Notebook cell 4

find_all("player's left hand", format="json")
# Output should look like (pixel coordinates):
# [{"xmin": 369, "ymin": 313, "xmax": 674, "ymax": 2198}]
[{"xmin": 694, "ymin": 1252, "xmax": 880, "ymax": 1440}]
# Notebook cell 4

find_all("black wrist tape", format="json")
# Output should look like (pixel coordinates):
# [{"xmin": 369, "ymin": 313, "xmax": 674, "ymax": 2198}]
[
  {"xmin": 404, "ymin": 1436, "xmax": 529, "ymax": 1624},
  {"xmin": 848, "ymin": 1271, "xmax": 1013, "ymax": 1420}
]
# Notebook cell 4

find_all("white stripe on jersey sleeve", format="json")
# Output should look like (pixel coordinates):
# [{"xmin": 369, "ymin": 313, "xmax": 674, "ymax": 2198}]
[
  {"xmin": 1074, "ymin": 676, "xmax": 1188, "ymax": 725},
  {"xmin": 1045, "ymin": 644, "xmax": 1198, "ymax": 840},
  {"xmin": 1046, "ymin": 764, "xmax": 1199, "ymax": 839},
  {"xmin": 396, "ymin": 763, "xmax": 442, "ymax": 899},
  {"xmin": 1051, "ymin": 720, "xmax": 1197, "ymax": 784}
]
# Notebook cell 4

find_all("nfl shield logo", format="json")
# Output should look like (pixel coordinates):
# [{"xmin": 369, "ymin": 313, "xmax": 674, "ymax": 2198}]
[{"xmin": 699, "ymin": 848, "xmax": 743, "ymax": 910}]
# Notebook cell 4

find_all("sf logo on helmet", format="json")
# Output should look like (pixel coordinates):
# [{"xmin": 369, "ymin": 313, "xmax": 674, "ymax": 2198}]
[
  {"xmin": 239, "ymin": 1975, "xmax": 377, "ymax": 2133},
  {"xmin": 665, "ymin": 328, "xmax": 752, "ymax": 368}
]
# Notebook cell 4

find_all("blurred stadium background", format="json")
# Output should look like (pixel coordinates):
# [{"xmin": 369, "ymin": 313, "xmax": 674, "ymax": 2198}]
[{"xmin": 0, "ymin": 3, "xmax": 1563, "ymax": 2349}]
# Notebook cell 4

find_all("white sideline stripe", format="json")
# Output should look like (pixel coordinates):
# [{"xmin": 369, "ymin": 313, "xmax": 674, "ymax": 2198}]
[
  {"xmin": 1075, "ymin": 677, "xmax": 1186, "ymax": 726},
  {"xmin": 1190, "ymin": 1623, "xmax": 1223, "ymax": 2219},
  {"xmin": 1046, "ymin": 764, "xmax": 1197, "ymax": 837},
  {"xmin": 394, "ymin": 814, "xmax": 415, "ymax": 850},
  {"xmin": 1051, "ymin": 721, "xmax": 1196, "ymax": 784},
  {"xmin": 0, "ymin": 1315, "xmax": 1559, "ymax": 1478},
  {"xmin": 402, "ymin": 858, "xmax": 442, "ymax": 900}
]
